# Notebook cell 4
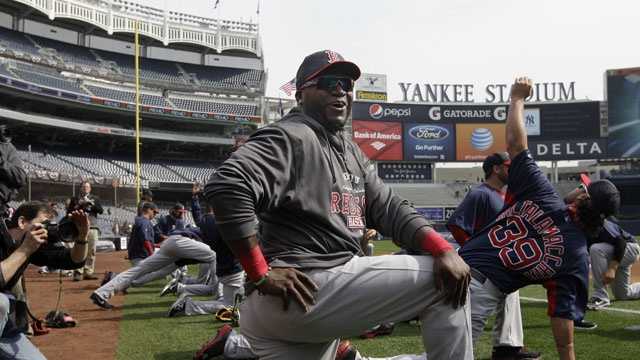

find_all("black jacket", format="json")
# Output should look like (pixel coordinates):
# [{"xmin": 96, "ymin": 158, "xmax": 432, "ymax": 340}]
[
  {"xmin": 67, "ymin": 193, "xmax": 103, "ymax": 227},
  {"xmin": 0, "ymin": 141, "xmax": 26, "ymax": 209}
]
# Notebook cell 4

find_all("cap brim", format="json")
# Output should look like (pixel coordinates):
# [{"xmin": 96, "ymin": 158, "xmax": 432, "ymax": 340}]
[
  {"xmin": 580, "ymin": 173, "xmax": 592, "ymax": 186},
  {"xmin": 304, "ymin": 61, "xmax": 361, "ymax": 83}
]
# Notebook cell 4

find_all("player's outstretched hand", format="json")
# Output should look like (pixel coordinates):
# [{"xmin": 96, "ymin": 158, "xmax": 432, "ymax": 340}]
[
  {"xmin": 510, "ymin": 77, "xmax": 533, "ymax": 101},
  {"xmin": 433, "ymin": 249, "xmax": 471, "ymax": 308},
  {"xmin": 257, "ymin": 267, "xmax": 319, "ymax": 313}
]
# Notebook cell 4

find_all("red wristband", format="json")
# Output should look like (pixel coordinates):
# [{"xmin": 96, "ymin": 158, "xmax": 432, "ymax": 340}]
[
  {"xmin": 420, "ymin": 229, "xmax": 453, "ymax": 256},
  {"xmin": 239, "ymin": 245, "xmax": 269, "ymax": 282}
]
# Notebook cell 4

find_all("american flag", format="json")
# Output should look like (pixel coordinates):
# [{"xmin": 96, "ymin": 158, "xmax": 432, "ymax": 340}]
[{"xmin": 279, "ymin": 78, "xmax": 296, "ymax": 96}]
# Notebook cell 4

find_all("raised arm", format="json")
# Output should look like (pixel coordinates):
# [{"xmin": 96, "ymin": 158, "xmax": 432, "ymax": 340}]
[{"xmin": 506, "ymin": 77, "xmax": 533, "ymax": 159}]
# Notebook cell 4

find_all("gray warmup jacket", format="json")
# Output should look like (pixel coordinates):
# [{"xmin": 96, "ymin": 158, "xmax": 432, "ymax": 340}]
[{"xmin": 206, "ymin": 108, "xmax": 433, "ymax": 269}]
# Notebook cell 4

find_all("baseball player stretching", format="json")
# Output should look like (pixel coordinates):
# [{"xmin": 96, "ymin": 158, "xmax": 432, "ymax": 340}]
[
  {"xmin": 588, "ymin": 218, "xmax": 640, "ymax": 309},
  {"xmin": 90, "ymin": 227, "xmax": 216, "ymax": 309},
  {"xmin": 205, "ymin": 50, "xmax": 472, "ymax": 360},
  {"xmin": 447, "ymin": 153, "xmax": 540, "ymax": 360},
  {"xmin": 165, "ymin": 192, "xmax": 245, "ymax": 317},
  {"xmin": 459, "ymin": 78, "xmax": 620, "ymax": 360}
]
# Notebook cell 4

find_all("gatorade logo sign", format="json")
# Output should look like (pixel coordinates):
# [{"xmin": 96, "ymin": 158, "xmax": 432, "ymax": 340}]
[{"xmin": 368, "ymin": 104, "xmax": 411, "ymax": 119}]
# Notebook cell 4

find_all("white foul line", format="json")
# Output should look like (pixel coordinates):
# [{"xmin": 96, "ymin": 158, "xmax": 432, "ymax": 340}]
[{"xmin": 520, "ymin": 296, "xmax": 640, "ymax": 315}]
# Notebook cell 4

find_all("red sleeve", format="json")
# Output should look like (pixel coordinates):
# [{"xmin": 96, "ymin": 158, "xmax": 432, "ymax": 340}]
[
  {"xmin": 447, "ymin": 224, "xmax": 471, "ymax": 247},
  {"xmin": 143, "ymin": 240, "xmax": 155, "ymax": 256}
]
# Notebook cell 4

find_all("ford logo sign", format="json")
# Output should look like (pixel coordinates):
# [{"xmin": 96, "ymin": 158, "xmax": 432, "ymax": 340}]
[{"xmin": 409, "ymin": 125, "xmax": 449, "ymax": 141}]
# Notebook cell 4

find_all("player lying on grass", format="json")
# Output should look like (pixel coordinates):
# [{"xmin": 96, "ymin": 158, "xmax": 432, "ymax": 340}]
[{"xmin": 457, "ymin": 77, "xmax": 620, "ymax": 360}]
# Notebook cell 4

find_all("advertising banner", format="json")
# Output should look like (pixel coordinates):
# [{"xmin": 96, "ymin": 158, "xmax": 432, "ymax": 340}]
[
  {"xmin": 355, "ymin": 73, "xmax": 388, "ymax": 102},
  {"xmin": 352, "ymin": 120, "xmax": 403, "ymax": 160},
  {"xmin": 352, "ymin": 102, "xmax": 431, "ymax": 121},
  {"xmin": 606, "ymin": 67, "xmax": 640, "ymax": 158},
  {"xmin": 426, "ymin": 105, "xmax": 508, "ymax": 122},
  {"xmin": 403, "ymin": 123, "xmax": 455, "ymax": 161},
  {"xmin": 377, "ymin": 162, "xmax": 431, "ymax": 182},
  {"xmin": 416, "ymin": 207, "xmax": 444, "ymax": 221},
  {"xmin": 455, "ymin": 123, "xmax": 507, "ymax": 161},
  {"xmin": 528, "ymin": 139, "xmax": 607, "ymax": 160},
  {"xmin": 535, "ymin": 101, "xmax": 600, "ymax": 140}
]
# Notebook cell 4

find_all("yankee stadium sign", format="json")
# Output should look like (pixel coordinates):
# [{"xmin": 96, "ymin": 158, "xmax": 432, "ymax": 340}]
[{"xmin": 398, "ymin": 81, "xmax": 576, "ymax": 103}]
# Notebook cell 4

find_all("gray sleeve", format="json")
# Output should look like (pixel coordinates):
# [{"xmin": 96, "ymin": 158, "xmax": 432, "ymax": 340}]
[
  {"xmin": 205, "ymin": 126, "xmax": 294, "ymax": 241},
  {"xmin": 357, "ymin": 150, "xmax": 432, "ymax": 251}
]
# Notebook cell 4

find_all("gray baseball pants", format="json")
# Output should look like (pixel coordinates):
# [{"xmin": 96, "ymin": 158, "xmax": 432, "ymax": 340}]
[
  {"xmin": 95, "ymin": 235, "xmax": 216, "ymax": 299},
  {"xmin": 238, "ymin": 254, "xmax": 473, "ymax": 360},
  {"xmin": 0, "ymin": 293, "xmax": 47, "ymax": 360},
  {"xmin": 183, "ymin": 271, "xmax": 245, "ymax": 315},
  {"xmin": 590, "ymin": 242, "xmax": 640, "ymax": 301},
  {"xmin": 469, "ymin": 273, "xmax": 524, "ymax": 348},
  {"xmin": 224, "ymin": 330, "xmax": 428, "ymax": 360}
]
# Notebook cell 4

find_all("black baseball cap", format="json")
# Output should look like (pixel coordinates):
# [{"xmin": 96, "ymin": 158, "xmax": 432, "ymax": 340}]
[
  {"xmin": 172, "ymin": 203, "xmax": 186, "ymax": 212},
  {"xmin": 580, "ymin": 175, "xmax": 620, "ymax": 218},
  {"xmin": 295, "ymin": 50, "xmax": 361, "ymax": 89},
  {"xmin": 141, "ymin": 201, "xmax": 158, "ymax": 212},
  {"xmin": 482, "ymin": 152, "xmax": 511, "ymax": 177}
]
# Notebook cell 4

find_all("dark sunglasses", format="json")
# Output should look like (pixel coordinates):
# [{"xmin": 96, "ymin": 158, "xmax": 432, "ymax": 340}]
[{"xmin": 300, "ymin": 76, "xmax": 354, "ymax": 92}]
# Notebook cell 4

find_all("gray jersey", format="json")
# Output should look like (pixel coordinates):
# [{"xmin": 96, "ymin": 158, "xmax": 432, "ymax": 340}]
[{"xmin": 206, "ymin": 109, "xmax": 431, "ymax": 270}]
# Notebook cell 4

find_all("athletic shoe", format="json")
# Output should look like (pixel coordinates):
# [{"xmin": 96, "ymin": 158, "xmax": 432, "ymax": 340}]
[
  {"xmin": 90, "ymin": 292, "xmax": 113, "ymax": 310},
  {"xmin": 168, "ymin": 296, "xmax": 189, "ymax": 317},
  {"xmin": 193, "ymin": 324, "xmax": 233, "ymax": 360},
  {"xmin": 160, "ymin": 278, "xmax": 179, "ymax": 297},
  {"xmin": 38, "ymin": 266, "xmax": 49, "ymax": 274},
  {"xmin": 335, "ymin": 340, "xmax": 357, "ymax": 360},
  {"xmin": 492, "ymin": 346, "xmax": 541, "ymax": 360},
  {"xmin": 73, "ymin": 272, "xmax": 83, "ymax": 282},
  {"xmin": 84, "ymin": 273, "xmax": 99, "ymax": 280},
  {"xmin": 587, "ymin": 297, "xmax": 610, "ymax": 310},
  {"xmin": 100, "ymin": 271, "xmax": 115, "ymax": 287},
  {"xmin": 574, "ymin": 319, "xmax": 598, "ymax": 330},
  {"xmin": 360, "ymin": 322, "xmax": 395, "ymax": 339}
]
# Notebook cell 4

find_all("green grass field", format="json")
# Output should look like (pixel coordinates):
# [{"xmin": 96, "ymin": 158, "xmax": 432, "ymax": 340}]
[{"xmin": 116, "ymin": 240, "xmax": 640, "ymax": 359}]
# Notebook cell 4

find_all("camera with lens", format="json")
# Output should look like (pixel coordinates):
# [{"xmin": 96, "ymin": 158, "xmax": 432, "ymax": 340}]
[{"xmin": 41, "ymin": 218, "xmax": 79, "ymax": 244}]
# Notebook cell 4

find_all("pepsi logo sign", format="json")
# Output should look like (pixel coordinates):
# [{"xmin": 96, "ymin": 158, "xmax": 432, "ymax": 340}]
[
  {"xmin": 369, "ymin": 104, "xmax": 384, "ymax": 119},
  {"xmin": 368, "ymin": 104, "xmax": 411, "ymax": 119},
  {"xmin": 409, "ymin": 125, "xmax": 449, "ymax": 141}
]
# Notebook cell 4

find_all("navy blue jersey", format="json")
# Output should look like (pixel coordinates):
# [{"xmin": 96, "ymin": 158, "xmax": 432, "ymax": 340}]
[
  {"xmin": 156, "ymin": 214, "xmax": 186, "ymax": 237},
  {"xmin": 589, "ymin": 219, "xmax": 637, "ymax": 263},
  {"xmin": 191, "ymin": 197, "xmax": 242, "ymax": 277},
  {"xmin": 447, "ymin": 183, "xmax": 505, "ymax": 238},
  {"xmin": 460, "ymin": 150, "xmax": 589, "ymax": 320},
  {"xmin": 128, "ymin": 216, "xmax": 155, "ymax": 260}
]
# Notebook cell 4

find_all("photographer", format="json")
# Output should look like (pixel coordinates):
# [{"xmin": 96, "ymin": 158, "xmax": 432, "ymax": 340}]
[
  {"xmin": 0, "ymin": 125, "xmax": 27, "ymax": 217},
  {"xmin": 1, "ymin": 201, "xmax": 89, "ymax": 359},
  {"xmin": 67, "ymin": 181, "xmax": 103, "ymax": 281}
]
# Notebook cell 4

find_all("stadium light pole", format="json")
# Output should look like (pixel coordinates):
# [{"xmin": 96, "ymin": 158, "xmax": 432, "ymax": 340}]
[{"xmin": 134, "ymin": 20, "xmax": 142, "ymax": 204}]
